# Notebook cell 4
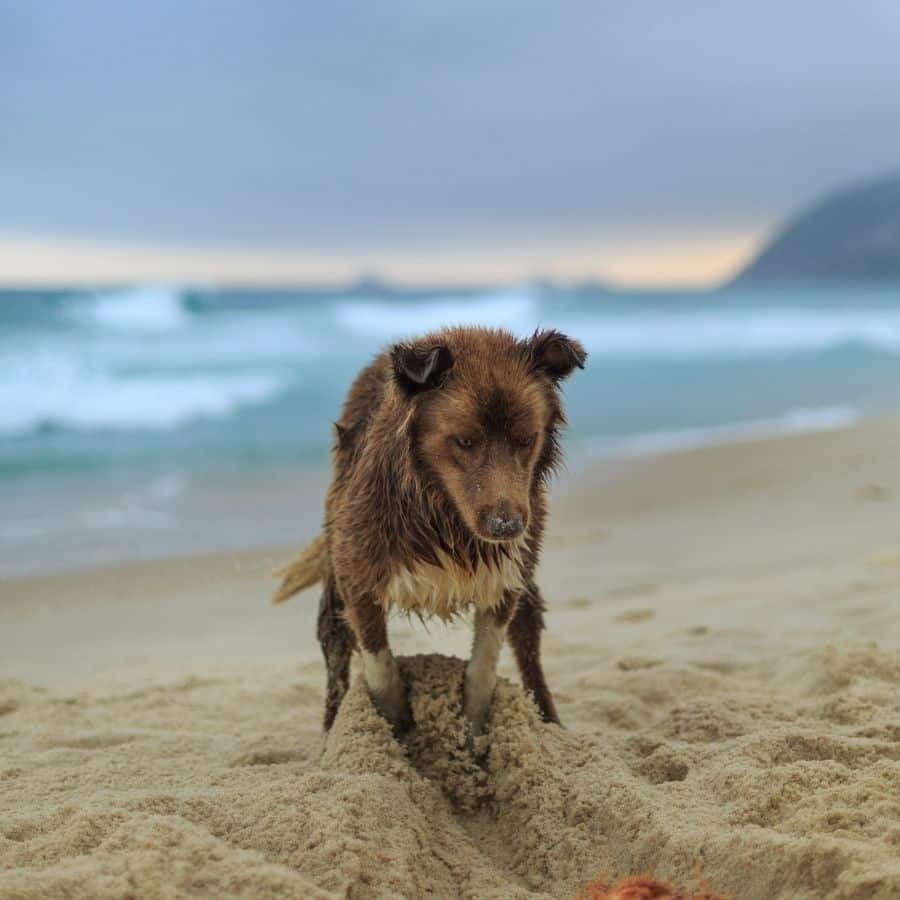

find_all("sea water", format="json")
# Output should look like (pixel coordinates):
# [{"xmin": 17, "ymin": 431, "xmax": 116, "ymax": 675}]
[{"xmin": 3, "ymin": 282, "xmax": 900, "ymax": 573}]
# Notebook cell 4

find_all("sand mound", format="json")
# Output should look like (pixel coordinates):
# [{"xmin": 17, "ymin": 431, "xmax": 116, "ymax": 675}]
[{"xmin": 2, "ymin": 647, "xmax": 900, "ymax": 899}]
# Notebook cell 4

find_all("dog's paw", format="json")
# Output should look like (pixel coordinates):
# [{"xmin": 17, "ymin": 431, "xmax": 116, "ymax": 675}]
[
  {"xmin": 370, "ymin": 682, "xmax": 413, "ymax": 739},
  {"xmin": 363, "ymin": 650, "xmax": 413, "ymax": 738},
  {"xmin": 389, "ymin": 697, "xmax": 415, "ymax": 739},
  {"xmin": 462, "ymin": 676, "xmax": 494, "ymax": 739},
  {"xmin": 462, "ymin": 709, "xmax": 492, "ymax": 766},
  {"xmin": 465, "ymin": 706, "xmax": 489, "ymax": 739}
]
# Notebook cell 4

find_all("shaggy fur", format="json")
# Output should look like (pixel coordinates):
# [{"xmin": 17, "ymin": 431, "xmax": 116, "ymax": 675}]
[{"xmin": 275, "ymin": 326, "xmax": 586, "ymax": 733}]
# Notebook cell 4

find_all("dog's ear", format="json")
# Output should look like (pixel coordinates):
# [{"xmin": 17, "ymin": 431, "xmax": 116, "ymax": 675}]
[
  {"xmin": 391, "ymin": 342, "xmax": 454, "ymax": 396},
  {"xmin": 525, "ymin": 330, "xmax": 586, "ymax": 382}
]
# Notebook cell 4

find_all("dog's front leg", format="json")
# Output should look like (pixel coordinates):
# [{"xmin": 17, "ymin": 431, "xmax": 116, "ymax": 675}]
[
  {"xmin": 463, "ymin": 606, "xmax": 509, "ymax": 735},
  {"xmin": 345, "ymin": 592, "xmax": 412, "ymax": 735}
]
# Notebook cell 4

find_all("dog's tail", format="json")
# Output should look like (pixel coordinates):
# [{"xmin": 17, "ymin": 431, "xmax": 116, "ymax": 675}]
[{"xmin": 272, "ymin": 533, "xmax": 327, "ymax": 604}]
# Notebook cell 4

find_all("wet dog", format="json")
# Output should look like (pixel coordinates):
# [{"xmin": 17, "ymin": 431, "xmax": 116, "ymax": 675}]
[{"xmin": 274, "ymin": 326, "xmax": 586, "ymax": 735}]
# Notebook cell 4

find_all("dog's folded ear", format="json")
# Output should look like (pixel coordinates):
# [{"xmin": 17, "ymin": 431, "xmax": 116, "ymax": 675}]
[
  {"xmin": 391, "ymin": 342, "xmax": 454, "ymax": 395},
  {"xmin": 525, "ymin": 330, "xmax": 587, "ymax": 381}
]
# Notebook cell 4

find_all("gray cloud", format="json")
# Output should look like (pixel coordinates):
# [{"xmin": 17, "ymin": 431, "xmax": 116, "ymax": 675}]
[{"xmin": 2, "ymin": 0, "xmax": 900, "ymax": 248}]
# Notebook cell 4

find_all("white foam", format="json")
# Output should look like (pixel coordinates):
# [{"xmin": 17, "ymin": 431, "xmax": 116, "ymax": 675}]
[
  {"xmin": 142, "ymin": 472, "xmax": 188, "ymax": 503},
  {"xmin": 588, "ymin": 406, "xmax": 859, "ymax": 459},
  {"xmin": 571, "ymin": 308, "xmax": 900, "ymax": 358},
  {"xmin": 0, "ymin": 351, "xmax": 286, "ymax": 434},
  {"xmin": 69, "ymin": 285, "xmax": 189, "ymax": 333},
  {"xmin": 334, "ymin": 287, "xmax": 540, "ymax": 340},
  {"xmin": 332, "ymin": 294, "xmax": 900, "ymax": 358}
]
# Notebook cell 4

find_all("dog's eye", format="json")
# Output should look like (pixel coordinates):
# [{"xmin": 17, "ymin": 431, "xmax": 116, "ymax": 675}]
[
  {"xmin": 455, "ymin": 436, "xmax": 475, "ymax": 450},
  {"xmin": 516, "ymin": 434, "xmax": 537, "ymax": 449}
]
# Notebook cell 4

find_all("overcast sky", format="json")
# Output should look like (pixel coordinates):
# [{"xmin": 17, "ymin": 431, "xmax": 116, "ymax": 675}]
[{"xmin": 2, "ymin": 1, "xmax": 900, "ymax": 286}]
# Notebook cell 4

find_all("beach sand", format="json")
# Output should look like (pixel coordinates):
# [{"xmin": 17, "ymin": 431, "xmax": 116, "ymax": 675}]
[{"xmin": 3, "ymin": 419, "xmax": 900, "ymax": 899}]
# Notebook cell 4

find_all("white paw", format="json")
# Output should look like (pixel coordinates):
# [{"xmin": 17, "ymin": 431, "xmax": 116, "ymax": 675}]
[
  {"xmin": 371, "ymin": 678, "xmax": 411, "ymax": 733},
  {"xmin": 362, "ymin": 649, "xmax": 411, "ymax": 734},
  {"xmin": 463, "ymin": 675, "xmax": 494, "ymax": 736}
]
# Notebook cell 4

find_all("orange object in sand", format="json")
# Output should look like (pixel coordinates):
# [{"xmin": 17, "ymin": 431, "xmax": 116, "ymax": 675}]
[{"xmin": 577, "ymin": 875, "xmax": 726, "ymax": 900}]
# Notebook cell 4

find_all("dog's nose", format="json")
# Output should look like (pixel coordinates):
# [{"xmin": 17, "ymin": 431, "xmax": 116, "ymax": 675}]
[{"xmin": 486, "ymin": 513, "xmax": 524, "ymax": 539}]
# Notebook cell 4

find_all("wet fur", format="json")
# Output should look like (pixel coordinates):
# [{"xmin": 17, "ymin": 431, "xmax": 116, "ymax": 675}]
[{"xmin": 276, "ymin": 326, "xmax": 585, "ymax": 732}]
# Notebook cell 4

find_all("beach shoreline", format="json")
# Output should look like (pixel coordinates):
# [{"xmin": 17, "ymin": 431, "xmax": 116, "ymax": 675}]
[
  {"xmin": 0, "ymin": 406, "xmax": 873, "ymax": 581},
  {"xmin": 5, "ymin": 415, "xmax": 900, "ymax": 684}
]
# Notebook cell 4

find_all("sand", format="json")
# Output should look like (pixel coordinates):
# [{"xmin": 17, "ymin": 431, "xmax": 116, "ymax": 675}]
[{"xmin": 3, "ymin": 418, "xmax": 900, "ymax": 898}]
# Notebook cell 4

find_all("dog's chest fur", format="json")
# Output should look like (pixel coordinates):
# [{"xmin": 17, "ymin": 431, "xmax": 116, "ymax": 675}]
[{"xmin": 382, "ymin": 546, "xmax": 524, "ymax": 620}]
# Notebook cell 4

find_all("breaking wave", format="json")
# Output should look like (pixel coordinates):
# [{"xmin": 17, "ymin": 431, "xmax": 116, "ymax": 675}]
[
  {"xmin": 67, "ymin": 285, "xmax": 190, "ymax": 333},
  {"xmin": 3, "ymin": 282, "xmax": 900, "ymax": 444},
  {"xmin": 0, "ymin": 353, "xmax": 286, "ymax": 434}
]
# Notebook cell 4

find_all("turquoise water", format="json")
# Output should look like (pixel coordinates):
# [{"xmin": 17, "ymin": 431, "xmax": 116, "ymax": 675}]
[
  {"xmin": 3, "ymin": 281, "xmax": 900, "ymax": 574},
  {"xmin": 3, "ymin": 282, "xmax": 900, "ymax": 479}
]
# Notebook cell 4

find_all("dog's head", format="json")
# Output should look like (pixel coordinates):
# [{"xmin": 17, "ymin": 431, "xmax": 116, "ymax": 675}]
[{"xmin": 391, "ymin": 327, "xmax": 586, "ymax": 543}]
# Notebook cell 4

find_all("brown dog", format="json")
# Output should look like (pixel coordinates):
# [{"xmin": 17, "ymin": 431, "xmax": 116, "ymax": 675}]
[{"xmin": 274, "ymin": 326, "xmax": 586, "ymax": 735}]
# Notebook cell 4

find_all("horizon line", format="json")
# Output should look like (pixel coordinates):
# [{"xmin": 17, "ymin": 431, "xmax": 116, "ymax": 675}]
[{"xmin": 0, "ymin": 228, "xmax": 765, "ymax": 293}]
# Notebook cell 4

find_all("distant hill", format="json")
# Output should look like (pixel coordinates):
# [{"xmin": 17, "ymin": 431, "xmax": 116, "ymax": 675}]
[{"xmin": 732, "ymin": 172, "xmax": 900, "ymax": 285}]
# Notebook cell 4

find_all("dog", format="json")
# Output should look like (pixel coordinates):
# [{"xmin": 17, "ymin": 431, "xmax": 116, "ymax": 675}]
[{"xmin": 274, "ymin": 326, "xmax": 586, "ymax": 735}]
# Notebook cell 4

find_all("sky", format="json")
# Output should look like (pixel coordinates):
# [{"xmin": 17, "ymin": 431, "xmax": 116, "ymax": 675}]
[{"xmin": 2, "ymin": 1, "xmax": 900, "ymax": 288}]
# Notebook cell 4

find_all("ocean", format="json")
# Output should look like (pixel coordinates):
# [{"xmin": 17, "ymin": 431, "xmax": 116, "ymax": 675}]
[{"xmin": 4, "ymin": 282, "xmax": 900, "ymax": 575}]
